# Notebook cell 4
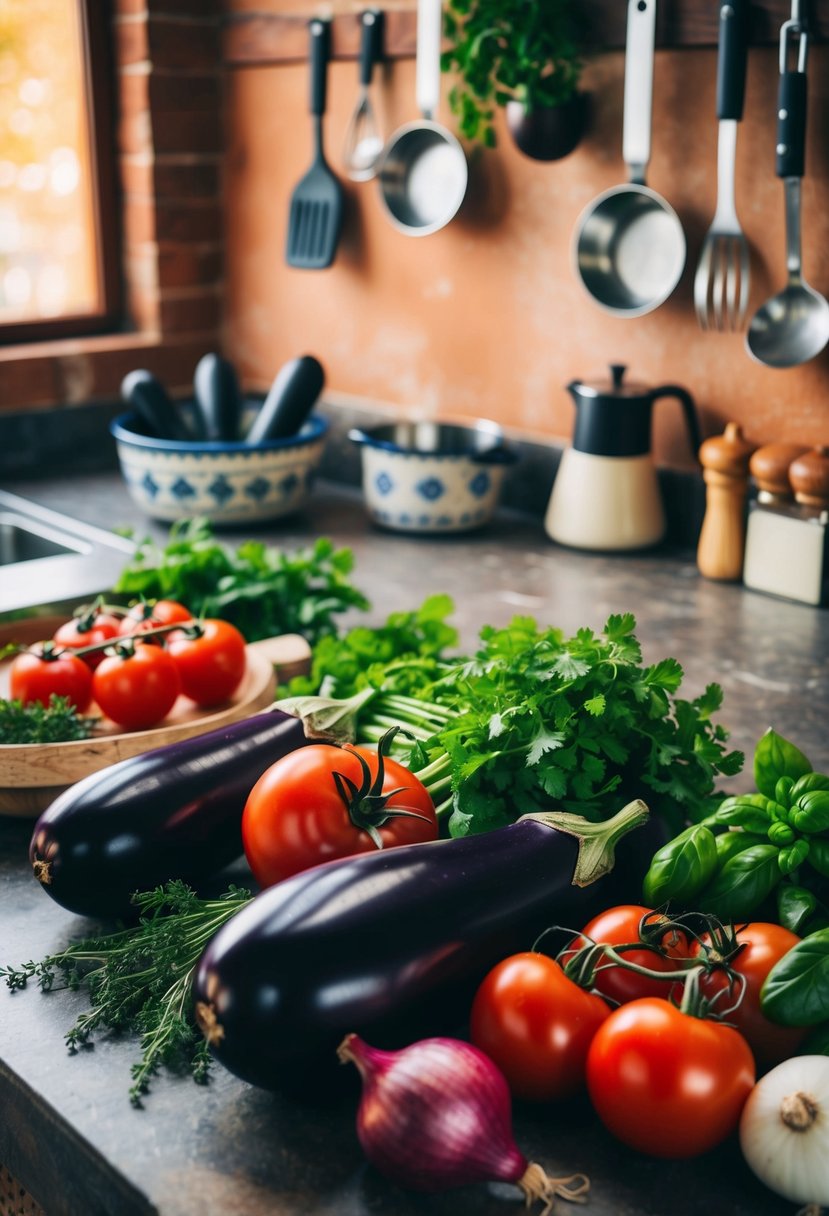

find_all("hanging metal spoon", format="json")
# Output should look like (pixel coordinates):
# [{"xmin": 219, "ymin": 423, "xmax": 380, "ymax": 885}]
[
  {"xmin": 343, "ymin": 9, "xmax": 384, "ymax": 182},
  {"xmin": 747, "ymin": 2, "xmax": 829, "ymax": 368}
]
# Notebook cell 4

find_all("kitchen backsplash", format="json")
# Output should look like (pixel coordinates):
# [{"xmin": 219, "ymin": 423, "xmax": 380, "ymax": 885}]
[{"xmin": 220, "ymin": 14, "xmax": 829, "ymax": 467}]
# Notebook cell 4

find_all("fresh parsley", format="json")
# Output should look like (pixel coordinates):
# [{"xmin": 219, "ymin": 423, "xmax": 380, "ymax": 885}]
[
  {"xmin": 0, "ymin": 695, "xmax": 97, "ymax": 745},
  {"xmin": 281, "ymin": 603, "xmax": 744, "ymax": 836},
  {"xmin": 112, "ymin": 518, "xmax": 370, "ymax": 646}
]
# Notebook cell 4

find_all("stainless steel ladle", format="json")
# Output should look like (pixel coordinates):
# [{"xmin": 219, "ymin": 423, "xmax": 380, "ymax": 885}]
[{"xmin": 747, "ymin": 0, "xmax": 829, "ymax": 368}]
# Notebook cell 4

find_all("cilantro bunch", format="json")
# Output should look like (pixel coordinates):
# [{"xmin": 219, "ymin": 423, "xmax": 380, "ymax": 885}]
[
  {"xmin": 282, "ymin": 603, "xmax": 744, "ymax": 837},
  {"xmin": 112, "ymin": 518, "xmax": 370, "ymax": 646}
]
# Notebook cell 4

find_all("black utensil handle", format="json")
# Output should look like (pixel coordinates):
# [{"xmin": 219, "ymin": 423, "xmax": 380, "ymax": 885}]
[
  {"xmin": 776, "ymin": 70, "xmax": 807, "ymax": 179},
  {"xmin": 651, "ymin": 385, "xmax": 702, "ymax": 459},
  {"xmin": 359, "ymin": 10, "xmax": 383, "ymax": 87},
  {"xmin": 716, "ymin": 0, "xmax": 749, "ymax": 121},
  {"xmin": 309, "ymin": 18, "xmax": 330, "ymax": 117}
]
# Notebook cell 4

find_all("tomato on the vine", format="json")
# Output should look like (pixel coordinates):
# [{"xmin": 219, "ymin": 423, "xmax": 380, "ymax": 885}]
[
  {"xmin": 92, "ymin": 643, "xmax": 181, "ymax": 730},
  {"xmin": 52, "ymin": 607, "xmax": 121, "ymax": 670},
  {"xmin": 241, "ymin": 736, "xmax": 438, "ymax": 888},
  {"xmin": 586, "ymin": 998, "xmax": 755, "ymax": 1158},
  {"xmin": 10, "ymin": 647, "xmax": 93, "ymax": 712},
  {"xmin": 166, "ymin": 619, "xmax": 247, "ymax": 707},
  {"xmin": 119, "ymin": 599, "xmax": 192, "ymax": 638},
  {"xmin": 691, "ymin": 922, "xmax": 807, "ymax": 1071},
  {"xmin": 469, "ymin": 951, "xmax": 610, "ymax": 1102},
  {"xmin": 562, "ymin": 904, "xmax": 691, "ymax": 1006}
]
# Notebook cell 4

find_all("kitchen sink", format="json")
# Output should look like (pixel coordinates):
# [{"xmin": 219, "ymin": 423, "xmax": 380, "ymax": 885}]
[{"xmin": 0, "ymin": 490, "xmax": 136, "ymax": 622}]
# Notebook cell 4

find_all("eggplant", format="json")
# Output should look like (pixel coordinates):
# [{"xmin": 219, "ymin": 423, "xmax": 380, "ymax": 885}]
[
  {"xmin": 29, "ymin": 710, "xmax": 308, "ymax": 919},
  {"xmin": 194, "ymin": 799, "xmax": 650, "ymax": 1091}
]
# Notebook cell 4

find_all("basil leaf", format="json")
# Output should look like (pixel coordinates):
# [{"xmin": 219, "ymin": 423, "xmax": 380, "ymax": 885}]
[
  {"xmin": 761, "ymin": 928, "xmax": 829, "ymax": 1026},
  {"xmin": 792, "ymin": 791, "xmax": 829, "ymax": 834},
  {"xmin": 777, "ymin": 883, "xmax": 818, "ymax": 935},
  {"xmin": 697, "ymin": 843, "xmax": 781, "ymax": 922},
  {"xmin": 642, "ymin": 824, "xmax": 718, "ymax": 906},
  {"xmin": 754, "ymin": 729, "xmax": 812, "ymax": 800}
]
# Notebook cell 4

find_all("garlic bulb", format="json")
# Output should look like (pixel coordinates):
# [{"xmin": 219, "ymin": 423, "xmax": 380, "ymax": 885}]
[{"xmin": 739, "ymin": 1055, "xmax": 829, "ymax": 1208}]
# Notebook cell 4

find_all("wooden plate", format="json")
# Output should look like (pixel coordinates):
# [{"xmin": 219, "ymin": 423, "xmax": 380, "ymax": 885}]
[{"xmin": 0, "ymin": 616, "xmax": 311, "ymax": 817}]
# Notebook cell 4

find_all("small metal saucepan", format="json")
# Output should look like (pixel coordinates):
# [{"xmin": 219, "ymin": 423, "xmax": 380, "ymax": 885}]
[
  {"xmin": 377, "ymin": 0, "xmax": 467, "ymax": 236},
  {"xmin": 574, "ymin": 0, "xmax": 685, "ymax": 317}
]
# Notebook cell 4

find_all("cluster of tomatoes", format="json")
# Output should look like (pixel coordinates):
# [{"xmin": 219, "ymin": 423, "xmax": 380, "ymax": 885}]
[
  {"xmin": 9, "ymin": 599, "xmax": 248, "ymax": 732},
  {"xmin": 469, "ymin": 905, "xmax": 804, "ymax": 1159}
]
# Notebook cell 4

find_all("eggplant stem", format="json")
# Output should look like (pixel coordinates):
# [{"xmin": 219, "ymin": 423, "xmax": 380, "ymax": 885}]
[{"xmin": 519, "ymin": 799, "xmax": 649, "ymax": 887}]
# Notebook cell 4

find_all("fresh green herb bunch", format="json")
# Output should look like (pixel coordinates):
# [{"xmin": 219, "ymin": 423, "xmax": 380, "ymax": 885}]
[
  {"xmin": 0, "ymin": 695, "xmax": 96, "ymax": 745},
  {"xmin": 112, "ymin": 518, "xmax": 370, "ymax": 646},
  {"xmin": 1, "ymin": 881, "xmax": 253, "ymax": 1105},
  {"xmin": 282, "ymin": 603, "xmax": 743, "ymax": 837},
  {"xmin": 441, "ymin": 0, "xmax": 584, "ymax": 146},
  {"xmin": 643, "ymin": 729, "xmax": 829, "ymax": 938}
]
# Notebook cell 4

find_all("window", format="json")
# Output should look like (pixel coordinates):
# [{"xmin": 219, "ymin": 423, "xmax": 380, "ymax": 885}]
[{"xmin": 0, "ymin": 0, "xmax": 119, "ymax": 343}]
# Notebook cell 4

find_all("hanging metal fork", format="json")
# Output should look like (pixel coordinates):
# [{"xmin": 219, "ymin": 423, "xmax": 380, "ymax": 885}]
[{"xmin": 694, "ymin": 0, "xmax": 751, "ymax": 331}]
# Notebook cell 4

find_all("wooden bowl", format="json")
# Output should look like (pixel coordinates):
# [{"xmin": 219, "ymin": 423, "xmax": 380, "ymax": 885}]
[{"xmin": 0, "ymin": 617, "xmax": 311, "ymax": 817}]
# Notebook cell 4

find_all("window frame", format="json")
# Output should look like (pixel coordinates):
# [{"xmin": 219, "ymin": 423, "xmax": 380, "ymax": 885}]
[{"xmin": 0, "ymin": 0, "xmax": 121, "ymax": 345}]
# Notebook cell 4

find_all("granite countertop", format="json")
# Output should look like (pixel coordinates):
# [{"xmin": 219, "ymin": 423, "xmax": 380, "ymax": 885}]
[{"xmin": 2, "ymin": 471, "xmax": 827, "ymax": 1216}]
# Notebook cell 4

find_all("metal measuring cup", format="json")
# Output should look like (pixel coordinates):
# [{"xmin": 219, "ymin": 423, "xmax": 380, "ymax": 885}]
[{"xmin": 573, "ymin": 0, "xmax": 686, "ymax": 317}]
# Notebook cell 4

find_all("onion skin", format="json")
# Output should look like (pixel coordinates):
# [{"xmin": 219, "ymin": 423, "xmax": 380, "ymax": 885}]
[
  {"xmin": 340, "ymin": 1035, "xmax": 527, "ymax": 1190},
  {"xmin": 194, "ymin": 804, "xmax": 648, "ymax": 1089},
  {"xmin": 338, "ymin": 1034, "xmax": 589, "ymax": 1209},
  {"xmin": 739, "ymin": 1055, "xmax": 829, "ymax": 1207},
  {"xmin": 29, "ymin": 710, "xmax": 309, "ymax": 918}
]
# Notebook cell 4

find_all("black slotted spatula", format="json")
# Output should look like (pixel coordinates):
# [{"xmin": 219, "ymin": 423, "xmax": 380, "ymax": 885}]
[{"xmin": 286, "ymin": 18, "xmax": 344, "ymax": 270}]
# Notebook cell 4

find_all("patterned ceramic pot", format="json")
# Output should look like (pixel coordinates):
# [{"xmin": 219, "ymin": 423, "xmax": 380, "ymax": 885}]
[
  {"xmin": 111, "ymin": 409, "xmax": 328, "ymax": 525},
  {"xmin": 349, "ymin": 420, "xmax": 516, "ymax": 534}
]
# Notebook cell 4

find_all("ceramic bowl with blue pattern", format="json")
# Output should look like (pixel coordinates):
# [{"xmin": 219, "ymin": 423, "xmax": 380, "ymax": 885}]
[
  {"xmin": 111, "ymin": 408, "xmax": 328, "ymax": 525},
  {"xmin": 349, "ymin": 420, "xmax": 517, "ymax": 534}
]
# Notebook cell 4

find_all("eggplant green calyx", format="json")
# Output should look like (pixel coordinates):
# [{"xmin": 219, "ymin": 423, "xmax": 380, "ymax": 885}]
[
  {"xmin": 333, "ymin": 725, "xmax": 433, "ymax": 850},
  {"xmin": 520, "ymin": 798, "xmax": 649, "ymax": 888}
]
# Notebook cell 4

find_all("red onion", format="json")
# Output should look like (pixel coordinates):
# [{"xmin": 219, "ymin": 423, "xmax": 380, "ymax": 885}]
[{"xmin": 338, "ymin": 1033, "xmax": 589, "ymax": 1211}]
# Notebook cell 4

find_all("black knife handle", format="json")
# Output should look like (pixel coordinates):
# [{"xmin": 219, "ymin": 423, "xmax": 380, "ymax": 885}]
[
  {"xmin": 359, "ymin": 10, "xmax": 383, "ymax": 87},
  {"xmin": 309, "ymin": 18, "xmax": 330, "ymax": 117},
  {"xmin": 776, "ymin": 69, "xmax": 807, "ymax": 179},
  {"xmin": 716, "ymin": 0, "xmax": 749, "ymax": 121}
]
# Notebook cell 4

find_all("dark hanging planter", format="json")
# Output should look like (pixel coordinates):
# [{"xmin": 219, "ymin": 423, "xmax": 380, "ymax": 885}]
[{"xmin": 505, "ymin": 91, "xmax": 590, "ymax": 162}]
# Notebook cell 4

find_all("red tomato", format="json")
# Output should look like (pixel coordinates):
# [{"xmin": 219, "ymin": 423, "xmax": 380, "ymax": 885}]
[
  {"xmin": 92, "ymin": 644, "xmax": 181, "ymax": 730},
  {"xmin": 53, "ymin": 610, "xmax": 121, "ymax": 670},
  {"xmin": 469, "ymin": 952, "xmax": 610, "ymax": 1102},
  {"xmin": 166, "ymin": 620, "xmax": 247, "ymax": 707},
  {"xmin": 119, "ymin": 599, "xmax": 192, "ymax": 639},
  {"xmin": 10, "ymin": 647, "xmax": 93, "ymax": 712},
  {"xmin": 691, "ymin": 922, "xmax": 807, "ymax": 1071},
  {"xmin": 586, "ymin": 998, "xmax": 755, "ymax": 1158},
  {"xmin": 241, "ymin": 742, "xmax": 438, "ymax": 887},
  {"xmin": 562, "ymin": 904, "xmax": 691, "ymax": 1006}
]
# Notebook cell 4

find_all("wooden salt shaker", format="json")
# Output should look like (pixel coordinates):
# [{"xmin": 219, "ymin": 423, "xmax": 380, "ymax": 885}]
[{"xmin": 696, "ymin": 422, "xmax": 757, "ymax": 581}]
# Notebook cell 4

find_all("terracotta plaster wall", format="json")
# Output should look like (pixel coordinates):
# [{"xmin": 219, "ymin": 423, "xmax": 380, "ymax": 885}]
[{"xmin": 221, "ymin": 31, "xmax": 829, "ymax": 469}]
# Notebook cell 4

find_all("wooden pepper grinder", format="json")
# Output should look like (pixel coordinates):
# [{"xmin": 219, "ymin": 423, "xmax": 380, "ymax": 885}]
[{"xmin": 696, "ymin": 422, "xmax": 757, "ymax": 581}]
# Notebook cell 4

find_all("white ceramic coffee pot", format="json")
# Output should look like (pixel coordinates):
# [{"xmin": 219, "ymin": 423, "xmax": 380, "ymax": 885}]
[{"xmin": 545, "ymin": 364, "xmax": 700, "ymax": 551}]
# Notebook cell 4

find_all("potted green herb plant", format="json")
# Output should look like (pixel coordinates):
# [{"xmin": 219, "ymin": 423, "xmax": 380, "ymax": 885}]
[{"xmin": 441, "ymin": 0, "xmax": 587, "ymax": 161}]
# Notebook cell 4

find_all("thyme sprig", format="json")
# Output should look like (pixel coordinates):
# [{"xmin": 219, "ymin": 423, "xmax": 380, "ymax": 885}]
[{"xmin": 1, "ymin": 880, "xmax": 253, "ymax": 1106}]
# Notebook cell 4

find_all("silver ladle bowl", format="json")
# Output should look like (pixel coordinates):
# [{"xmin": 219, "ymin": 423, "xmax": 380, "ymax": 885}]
[{"xmin": 747, "ymin": 180, "xmax": 829, "ymax": 368}]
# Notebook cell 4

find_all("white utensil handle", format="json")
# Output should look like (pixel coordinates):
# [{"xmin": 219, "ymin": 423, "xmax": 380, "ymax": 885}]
[
  {"xmin": 623, "ymin": 0, "xmax": 656, "ymax": 184},
  {"xmin": 416, "ymin": 0, "xmax": 442, "ymax": 120}
]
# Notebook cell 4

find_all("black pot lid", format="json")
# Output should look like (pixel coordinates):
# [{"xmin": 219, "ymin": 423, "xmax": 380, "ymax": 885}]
[{"xmin": 571, "ymin": 364, "xmax": 652, "ymax": 399}]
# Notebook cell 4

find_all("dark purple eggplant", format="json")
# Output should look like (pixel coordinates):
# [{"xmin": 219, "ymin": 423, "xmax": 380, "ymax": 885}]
[
  {"xmin": 193, "ymin": 799, "xmax": 649, "ymax": 1091},
  {"xmin": 29, "ymin": 710, "xmax": 308, "ymax": 920}
]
